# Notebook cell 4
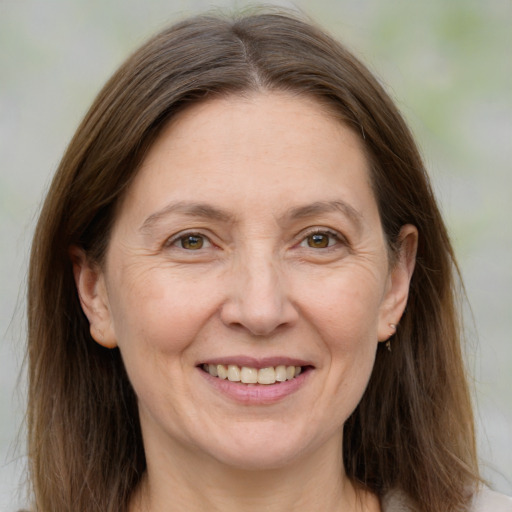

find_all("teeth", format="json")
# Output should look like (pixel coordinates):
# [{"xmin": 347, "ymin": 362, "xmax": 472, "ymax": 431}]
[
  {"xmin": 257, "ymin": 367, "xmax": 276, "ymax": 384},
  {"xmin": 227, "ymin": 365, "xmax": 241, "ymax": 382},
  {"xmin": 275, "ymin": 365, "xmax": 287, "ymax": 382},
  {"xmin": 205, "ymin": 363, "xmax": 303, "ymax": 384},
  {"xmin": 241, "ymin": 366, "xmax": 258, "ymax": 384},
  {"xmin": 217, "ymin": 364, "xmax": 228, "ymax": 380}
]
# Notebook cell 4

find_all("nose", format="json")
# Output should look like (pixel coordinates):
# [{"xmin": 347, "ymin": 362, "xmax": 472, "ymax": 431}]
[{"xmin": 220, "ymin": 252, "xmax": 299, "ymax": 336}]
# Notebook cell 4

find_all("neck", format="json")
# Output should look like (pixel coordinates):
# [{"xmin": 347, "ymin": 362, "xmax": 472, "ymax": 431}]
[{"xmin": 130, "ymin": 434, "xmax": 380, "ymax": 512}]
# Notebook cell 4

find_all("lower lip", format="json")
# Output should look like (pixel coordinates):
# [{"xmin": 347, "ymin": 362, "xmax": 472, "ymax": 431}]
[{"xmin": 198, "ymin": 367, "xmax": 311, "ymax": 405}]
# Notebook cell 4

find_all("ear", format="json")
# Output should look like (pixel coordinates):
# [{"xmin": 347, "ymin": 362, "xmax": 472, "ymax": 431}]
[
  {"xmin": 69, "ymin": 246, "xmax": 117, "ymax": 348},
  {"xmin": 377, "ymin": 224, "xmax": 418, "ymax": 342}
]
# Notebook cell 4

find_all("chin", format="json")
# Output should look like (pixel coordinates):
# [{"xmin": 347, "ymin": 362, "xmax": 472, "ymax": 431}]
[
  {"xmin": 211, "ymin": 446, "xmax": 304, "ymax": 471},
  {"xmin": 196, "ymin": 422, "xmax": 325, "ymax": 471}
]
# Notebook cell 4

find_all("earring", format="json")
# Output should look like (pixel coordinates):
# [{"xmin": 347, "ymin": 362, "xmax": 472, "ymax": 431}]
[{"xmin": 386, "ymin": 323, "xmax": 397, "ymax": 352}]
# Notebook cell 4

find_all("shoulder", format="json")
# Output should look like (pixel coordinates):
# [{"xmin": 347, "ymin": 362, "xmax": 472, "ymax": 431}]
[
  {"xmin": 470, "ymin": 488, "xmax": 512, "ymax": 512},
  {"xmin": 382, "ymin": 488, "xmax": 512, "ymax": 512}
]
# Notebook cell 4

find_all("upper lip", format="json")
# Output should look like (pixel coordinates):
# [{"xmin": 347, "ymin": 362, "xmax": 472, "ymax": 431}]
[{"xmin": 197, "ymin": 356, "xmax": 313, "ymax": 369}]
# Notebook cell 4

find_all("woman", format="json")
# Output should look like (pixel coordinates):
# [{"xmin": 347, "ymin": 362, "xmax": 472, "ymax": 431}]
[{"xmin": 26, "ymin": 9, "xmax": 511, "ymax": 512}]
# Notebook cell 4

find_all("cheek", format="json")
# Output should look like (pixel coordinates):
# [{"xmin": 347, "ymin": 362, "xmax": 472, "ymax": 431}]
[
  {"xmin": 300, "ymin": 266, "xmax": 385, "ymax": 351},
  {"xmin": 298, "ymin": 267, "xmax": 383, "ymax": 410},
  {"xmin": 107, "ymin": 265, "xmax": 222, "ymax": 358}
]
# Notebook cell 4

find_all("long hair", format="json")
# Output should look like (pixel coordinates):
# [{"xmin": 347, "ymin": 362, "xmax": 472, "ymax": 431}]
[{"xmin": 27, "ymin": 10, "xmax": 479, "ymax": 511}]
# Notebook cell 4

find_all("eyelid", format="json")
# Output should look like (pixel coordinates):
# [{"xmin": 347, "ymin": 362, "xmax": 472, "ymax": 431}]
[
  {"xmin": 165, "ymin": 230, "xmax": 214, "ymax": 249},
  {"xmin": 296, "ymin": 227, "xmax": 348, "ymax": 249}
]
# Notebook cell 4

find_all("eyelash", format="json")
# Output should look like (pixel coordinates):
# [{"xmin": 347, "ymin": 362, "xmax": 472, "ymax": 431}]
[
  {"xmin": 166, "ymin": 232, "xmax": 213, "ymax": 250},
  {"xmin": 165, "ymin": 228, "xmax": 346, "ymax": 252},
  {"xmin": 297, "ymin": 229, "xmax": 346, "ymax": 250}
]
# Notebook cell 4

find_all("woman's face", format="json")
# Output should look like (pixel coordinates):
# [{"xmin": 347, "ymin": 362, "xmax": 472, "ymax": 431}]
[{"xmin": 77, "ymin": 92, "xmax": 415, "ymax": 471}]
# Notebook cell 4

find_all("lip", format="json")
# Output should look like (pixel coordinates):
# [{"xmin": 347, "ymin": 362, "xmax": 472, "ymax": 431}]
[
  {"xmin": 197, "ymin": 362, "xmax": 313, "ymax": 405},
  {"xmin": 198, "ymin": 356, "xmax": 312, "ymax": 369}
]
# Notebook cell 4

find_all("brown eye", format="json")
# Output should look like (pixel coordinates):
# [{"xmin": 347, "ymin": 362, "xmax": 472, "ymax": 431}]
[
  {"xmin": 180, "ymin": 234, "xmax": 205, "ymax": 250},
  {"xmin": 306, "ymin": 233, "xmax": 331, "ymax": 248}
]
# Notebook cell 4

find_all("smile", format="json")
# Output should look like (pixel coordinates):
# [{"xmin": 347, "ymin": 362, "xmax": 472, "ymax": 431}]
[{"xmin": 201, "ymin": 364, "xmax": 304, "ymax": 385}]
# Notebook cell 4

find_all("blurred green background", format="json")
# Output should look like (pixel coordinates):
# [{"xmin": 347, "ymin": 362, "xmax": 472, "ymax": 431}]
[{"xmin": 1, "ymin": 0, "xmax": 511, "ymax": 508}]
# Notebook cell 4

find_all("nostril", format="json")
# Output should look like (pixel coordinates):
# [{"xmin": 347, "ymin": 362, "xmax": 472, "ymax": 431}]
[{"xmin": 220, "ymin": 301, "xmax": 298, "ymax": 337}]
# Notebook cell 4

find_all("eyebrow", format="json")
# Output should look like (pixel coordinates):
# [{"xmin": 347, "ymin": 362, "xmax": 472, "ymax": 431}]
[
  {"xmin": 284, "ymin": 200, "xmax": 363, "ymax": 229},
  {"xmin": 139, "ymin": 199, "xmax": 363, "ymax": 233},
  {"xmin": 139, "ymin": 201, "xmax": 234, "ymax": 233}
]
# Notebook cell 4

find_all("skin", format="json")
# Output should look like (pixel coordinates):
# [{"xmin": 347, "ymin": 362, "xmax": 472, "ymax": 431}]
[{"xmin": 73, "ymin": 92, "xmax": 417, "ymax": 512}]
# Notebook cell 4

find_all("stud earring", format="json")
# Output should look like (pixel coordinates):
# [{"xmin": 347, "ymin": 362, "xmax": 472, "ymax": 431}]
[{"xmin": 386, "ymin": 323, "xmax": 397, "ymax": 352}]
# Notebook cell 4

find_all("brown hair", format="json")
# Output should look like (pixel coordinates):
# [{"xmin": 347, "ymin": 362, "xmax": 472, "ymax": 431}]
[{"xmin": 27, "ymin": 10, "xmax": 479, "ymax": 512}]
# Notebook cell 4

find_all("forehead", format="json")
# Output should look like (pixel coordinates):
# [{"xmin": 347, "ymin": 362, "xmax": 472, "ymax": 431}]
[{"xmin": 115, "ymin": 91, "xmax": 377, "ymax": 227}]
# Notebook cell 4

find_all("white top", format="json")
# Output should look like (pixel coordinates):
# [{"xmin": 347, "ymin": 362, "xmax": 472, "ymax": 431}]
[
  {"xmin": 471, "ymin": 488, "xmax": 512, "ymax": 511},
  {"xmin": 382, "ymin": 487, "xmax": 512, "ymax": 511}
]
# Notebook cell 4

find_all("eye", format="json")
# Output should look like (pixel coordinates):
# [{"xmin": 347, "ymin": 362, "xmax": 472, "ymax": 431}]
[
  {"xmin": 299, "ymin": 230, "xmax": 342, "ymax": 249},
  {"xmin": 170, "ymin": 233, "xmax": 212, "ymax": 250}
]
